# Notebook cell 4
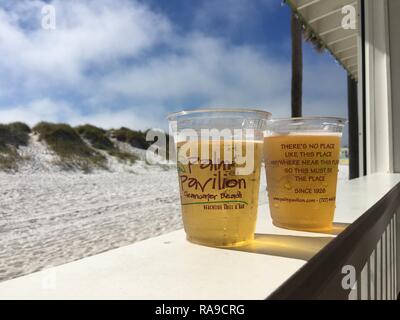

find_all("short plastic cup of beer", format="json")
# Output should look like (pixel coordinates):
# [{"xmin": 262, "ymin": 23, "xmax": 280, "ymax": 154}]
[
  {"xmin": 168, "ymin": 108, "xmax": 271, "ymax": 247},
  {"xmin": 263, "ymin": 117, "xmax": 346, "ymax": 232}
]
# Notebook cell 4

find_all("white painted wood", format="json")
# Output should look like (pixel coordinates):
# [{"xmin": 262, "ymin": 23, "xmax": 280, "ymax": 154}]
[
  {"xmin": 376, "ymin": 239, "xmax": 382, "ymax": 299},
  {"xmin": 357, "ymin": 0, "xmax": 365, "ymax": 177},
  {"xmin": 364, "ymin": 0, "xmax": 394, "ymax": 174},
  {"xmin": 360, "ymin": 263, "xmax": 369, "ymax": 300},
  {"xmin": 393, "ymin": 212, "xmax": 400, "ymax": 299},
  {"xmin": 393, "ymin": 213, "xmax": 400, "ymax": 299},
  {"xmin": 388, "ymin": 0, "xmax": 400, "ymax": 173},
  {"xmin": 0, "ymin": 173, "xmax": 399, "ymax": 300},
  {"xmin": 382, "ymin": 232, "xmax": 387, "ymax": 299},
  {"xmin": 295, "ymin": 0, "xmax": 322, "ymax": 11},
  {"xmin": 387, "ymin": 223, "xmax": 392, "ymax": 299},
  {"xmin": 289, "ymin": 0, "xmax": 359, "ymax": 79},
  {"xmin": 369, "ymin": 250, "xmax": 375, "ymax": 300},
  {"xmin": 391, "ymin": 220, "xmax": 394, "ymax": 299},
  {"xmin": 392, "ymin": 218, "xmax": 396, "ymax": 299}
]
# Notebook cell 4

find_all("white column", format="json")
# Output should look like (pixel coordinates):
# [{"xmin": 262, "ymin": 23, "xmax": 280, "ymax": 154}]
[
  {"xmin": 388, "ymin": 0, "xmax": 400, "ymax": 173},
  {"xmin": 364, "ymin": 0, "xmax": 393, "ymax": 174},
  {"xmin": 357, "ymin": 0, "xmax": 365, "ymax": 177}
]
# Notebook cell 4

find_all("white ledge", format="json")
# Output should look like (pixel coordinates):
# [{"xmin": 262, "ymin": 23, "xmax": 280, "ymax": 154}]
[{"xmin": 0, "ymin": 173, "xmax": 399, "ymax": 300}]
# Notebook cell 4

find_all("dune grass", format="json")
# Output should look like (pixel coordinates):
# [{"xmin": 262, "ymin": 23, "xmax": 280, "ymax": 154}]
[
  {"xmin": 76, "ymin": 124, "xmax": 138, "ymax": 164},
  {"xmin": 0, "ymin": 122, "xmax": 31, "ymax": 171},
  {"xmin": 0, "ymin": 146, "xmax": 21, "ymax": 171},
  {"xmin": 109, "ymin": 127, "xmax": 150, "ymax": 150},
  {"xmin": 33, "ymin": 122, "xmax": 107, "ymax": 172},
  {"xmin": 0, "ymin": 122, "xmax": 31, "ymax": 150},
  {"xmin": 0, "ymin": 121, "xmax": 168, "ymax": 172},
  {"xmin": 75, "ymin": 124, "xmax": 113, "ymax": 150}
]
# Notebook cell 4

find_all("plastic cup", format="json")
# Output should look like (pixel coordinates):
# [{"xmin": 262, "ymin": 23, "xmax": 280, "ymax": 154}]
[
  {"xmin": 168, "ymin": 108, "xmax": 271, "ymax": 247},
  {"xmin": 263, "ymin": 117, "xmax": 346, "ymax": 232}
]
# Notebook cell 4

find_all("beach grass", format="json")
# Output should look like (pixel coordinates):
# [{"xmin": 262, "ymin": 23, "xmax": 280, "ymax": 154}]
[
  {"xmin": 109, "ymin": 127, "xmax": 150, "ymax": 149},
  {"xmin": 0, "ymin": 122, "xmax": 31, "ymax": 171},
  {"xmin": 76, "ymin": 124, "xmax": 138, "ymax": 164},
  {"xmin": 75, "ymin": 124, "xmax": 113, "ymax": 150},
  {"xmin": 0, "ymin": 122, "xmax": 31, "ymax": 149},
  {"xmin": 33, "ymin": 122, "xmax": 107, "ymax": 172}
]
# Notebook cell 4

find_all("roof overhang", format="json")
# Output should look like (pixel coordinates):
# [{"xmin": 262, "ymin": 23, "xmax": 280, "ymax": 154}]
[{"xmin": 286, "ymin": 0, "xmax": 359, "ymax": 80}]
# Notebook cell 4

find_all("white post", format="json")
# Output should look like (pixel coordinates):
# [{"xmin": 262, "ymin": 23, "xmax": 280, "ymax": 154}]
[
  {"xmin": 363, "ymin": 0, "xmax": 393, "ymax": 174},
  {"xmin": 357, "ymin": 0, "xmax": 365, "ymax": 177},
  {"xmin": 388, "ymin": 0, "xmax": 400, "ymax": 173}
]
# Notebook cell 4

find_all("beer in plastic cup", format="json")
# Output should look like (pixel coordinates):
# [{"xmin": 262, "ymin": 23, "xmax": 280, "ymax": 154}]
[
  {"xmin": 168, "ymin": 109, "xmax": 271, "ymax": 247},
  {"xmin": 263, "ymin": 117, "xmax": 346, "ymax": 232}
]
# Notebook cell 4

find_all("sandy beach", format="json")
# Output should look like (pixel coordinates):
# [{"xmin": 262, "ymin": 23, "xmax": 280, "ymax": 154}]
[
  {"xmin": 0, "ymin": 165, "xmax": 182, "ymax": 281},
  {"xmin": 0, "ymin": 164, "xmax": 348, "ymax": 282}
]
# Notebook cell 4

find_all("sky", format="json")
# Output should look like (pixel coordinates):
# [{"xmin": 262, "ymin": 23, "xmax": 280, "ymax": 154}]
[{"xmin": 0, "ymin": 0, "xmax": 348, "ymax": 143}]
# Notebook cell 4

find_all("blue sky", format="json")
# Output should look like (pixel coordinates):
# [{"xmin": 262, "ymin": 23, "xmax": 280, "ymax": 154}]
[{"xmin": 0, "ymin": 0, "xmax": 347, "ymax": 142}]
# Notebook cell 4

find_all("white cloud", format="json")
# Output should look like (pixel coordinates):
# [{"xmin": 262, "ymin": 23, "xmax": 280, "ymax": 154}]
[
  {"xmin": 0, "ymin": 98, "xmax": 158, "ymax": 130},
  {"xmin": 0, "ymin": 0, "xmax": 346, "ymax": 131},
  {"xmin": 99, "ymin": 34, "xmax": 291, "ymax": 110},
  {"xmin": 0, "ymin": 99, "xmax": 75, "ymax": 125},
  {"xmin": 0, "ymin": 0, "xmax": 170, "ymax": 89},
  {"xmin": 72, "ymin": 108, "xmax": 159, "ymax": 130}
]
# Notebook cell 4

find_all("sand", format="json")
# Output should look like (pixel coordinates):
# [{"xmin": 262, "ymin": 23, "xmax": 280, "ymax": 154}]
[
  {"xmin": 0, "ymin": 168, "xmax": 182, "ymax": 281},
  {"xmin": 0, "ymin": 137, "xmax": 349, "ymax": 282}
]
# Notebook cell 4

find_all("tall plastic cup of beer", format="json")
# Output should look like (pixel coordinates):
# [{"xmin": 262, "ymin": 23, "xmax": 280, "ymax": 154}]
[
  {"xmin": 263, "ymin": 117, "xmax": 346, "ymax": 232},
  {"xmin": 168, "ymin": 108, "xmax": 271, "ymax": 247}
]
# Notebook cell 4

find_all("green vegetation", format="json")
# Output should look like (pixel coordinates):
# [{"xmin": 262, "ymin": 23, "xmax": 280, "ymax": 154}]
[
  {"xmin": 108, "ymin": 127, "xmax": 174, "ymax": 160},
  {"xmin": 76, "ymin": 124, "xmax": 138, "ymax": 164},
  {"xmin": 108, "ymin": 149, "xmax": 138, "ymax": 163},
  {"xmin": 0, "ymin": 121, "xmax": 171, "ymax": 172},
  {"xmin": 109, "ymin": 127, "xmax": 150, "ymax": 149},
  {"xmin": 75, "ymin": 124, "xmax": 113, "ymax": 150},
  {"xmin": 33, "ymin": 122, "xmax": 107, "ymax": 172},
  {"xmin": 0, "ymin": 147, "xmax": 21, "ymax": 171},
  {"xmin": 0, "ymin": 122, "xmax": 31, "ymax": 151},
  {"xmin": 0, "ymin": 122, "xmax": 31, "ymax": 171}
]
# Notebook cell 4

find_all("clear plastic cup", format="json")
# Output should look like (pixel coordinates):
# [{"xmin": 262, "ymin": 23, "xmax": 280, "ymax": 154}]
[
  {"xmin": 263, "ymin": 117, "xmax": 346, "ymax": 232},
  {"xmin": 168, "ymin": 108, "xmax": 271, "ymax": 247}
]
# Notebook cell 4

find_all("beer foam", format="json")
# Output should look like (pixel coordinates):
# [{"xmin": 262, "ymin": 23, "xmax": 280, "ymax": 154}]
[
  {"xmin": 175, "ymin": 139, "xmax": 264, "ymax": 144},
  {"xmin": 265, "ymin": 131, "xmax": 342, "ymax": 137}
]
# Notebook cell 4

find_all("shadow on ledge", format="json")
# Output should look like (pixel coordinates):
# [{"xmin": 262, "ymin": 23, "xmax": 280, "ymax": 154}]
[
  {"xmin": 228, "ymin": 222, "xmax": 350, "ymax": 261},
  {"xmin": 324, "ymin": 222, "xmax": 350, "ymax": 235}
]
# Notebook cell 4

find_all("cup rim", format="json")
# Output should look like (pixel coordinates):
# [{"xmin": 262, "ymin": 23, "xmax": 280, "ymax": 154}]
[
  {"xmin": 167, "ymin": 108, "xmax": 272, "ymax": 120},
  {"xmin": 267, "ymin": 116, "xmax": 347, "ymax": 124}
]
